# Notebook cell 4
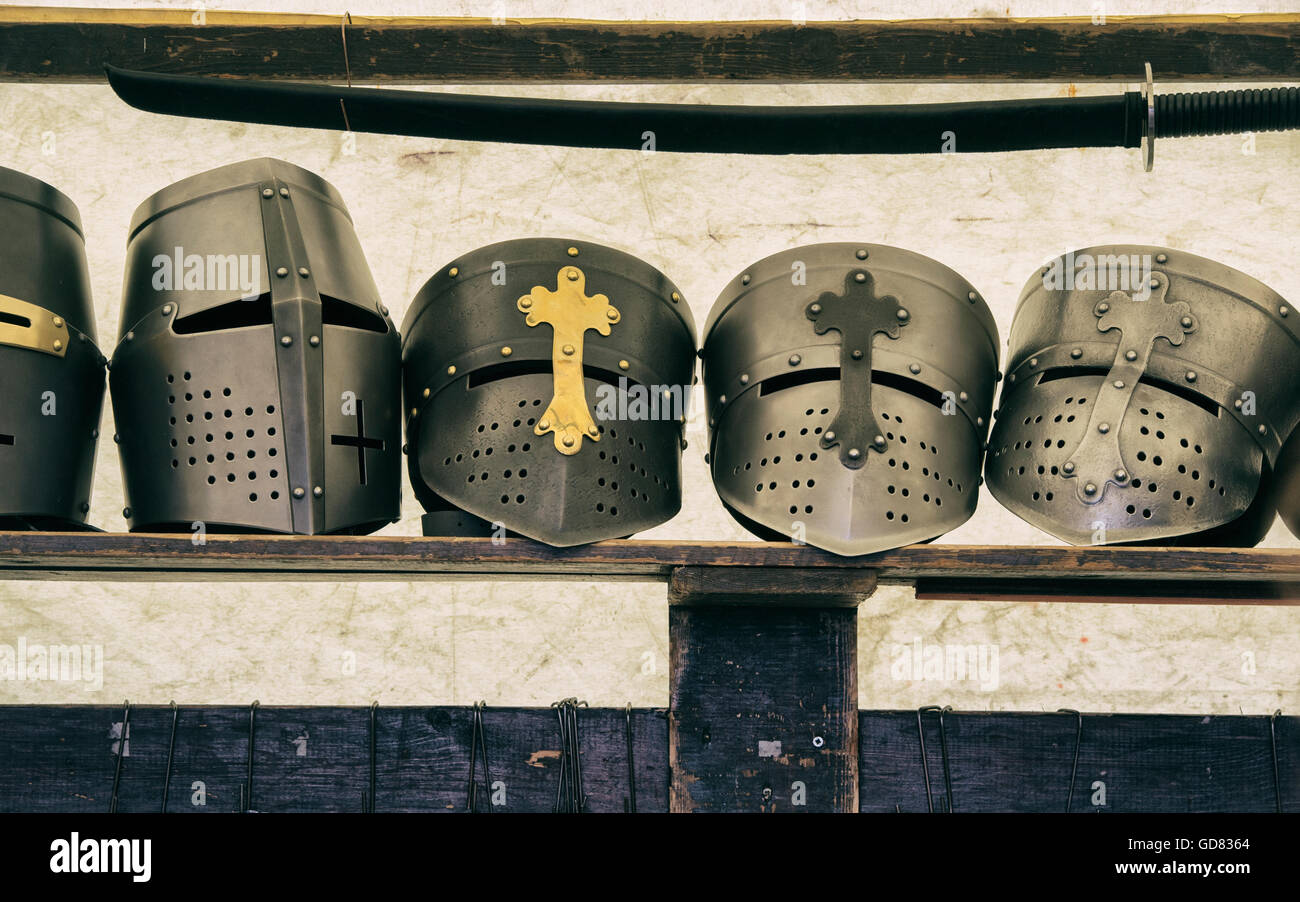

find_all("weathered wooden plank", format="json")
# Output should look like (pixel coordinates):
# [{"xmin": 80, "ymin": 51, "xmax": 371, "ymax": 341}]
[
  {"xmin": 2, "ymin": 9, "xmax": 1300, "ymax": 83},
  {"xmin": 1, "ymin": 533, "xmax": 1299, "ymax": 605},
  {"xmin": 0, "ymin": 705, "xmax": 1291, "ymax": 812},
  {"xmin": 669, "ymin": 606, "xmax": 858, "ymax": 812},
  {"xmin": 860, "ymin": 710, "xmax": 1300, "ymax": 813},
  {"xmin": 667, "ymin": 565, "xmax": 877, "ymax": 607},
  {"xmin": 0, "ymin": 705, "xmax": 667, "ymax": 813}
]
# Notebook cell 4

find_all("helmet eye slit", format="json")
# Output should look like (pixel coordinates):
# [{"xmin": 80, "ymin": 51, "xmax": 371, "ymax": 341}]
[
  {"xmin": 1036, "ymin": 366, "xmax": 1220, "ymax": 417},
  {"xmin": 172, "ymin": 294, "xmax": 273, "ymax": 334}
]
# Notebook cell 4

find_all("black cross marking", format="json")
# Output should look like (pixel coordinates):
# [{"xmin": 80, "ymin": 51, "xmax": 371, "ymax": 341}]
[{"xmin": 331, "ymin": 400, "xmax": 384, "ymax": 485}]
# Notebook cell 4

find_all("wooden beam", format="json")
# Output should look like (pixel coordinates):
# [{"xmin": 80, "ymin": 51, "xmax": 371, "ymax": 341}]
[
  {"xmin": 0, "ymin": 705, "xmax": 1290, "ymax": 812},
  {"xmin": 860, "ymin": 710, "xmax": 1298, "ymax": 813},
  {"xmin": 0, "ymin": 705, "xmax": 667, "ymax": 813},
  {"xmin": 669, "ymin": 605, "xmax": 859, "ymax": 812},
  {"xmin": 1, "ymin": 8, "xmax": 1299, "ymax": 83},
  {"xmin": 1, "ymin": 532, "xmax": 1299, "ymax": 604}
]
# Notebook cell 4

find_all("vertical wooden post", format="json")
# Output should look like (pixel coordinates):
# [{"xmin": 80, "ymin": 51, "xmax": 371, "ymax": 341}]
[{"xmin": 667, "ymin": 567, "xmax": 872, "ymax": 813}]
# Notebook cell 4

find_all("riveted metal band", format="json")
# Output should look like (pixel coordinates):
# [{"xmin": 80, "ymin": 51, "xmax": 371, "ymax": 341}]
[{"xmin": 0, "ymin": 293, "xmax": 69, "ymax": 358}]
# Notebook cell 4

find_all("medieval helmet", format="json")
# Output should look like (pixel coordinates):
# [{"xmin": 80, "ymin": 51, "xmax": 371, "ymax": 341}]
[
  {"xmin": 110, "ymin": 158, "xmax": 401, "ymax": 534},
  {"xmin": 986, "ymin": 245, "xmax": 1300, "ymax": 546},
  {"xmin": 0, "ymin": 167, "xmax": 106, "ymax": 530},
  {"xmin": 702, "ymin": 243, "xmax": 1000, "ymax": 556},
  {"xmin": 402, "ymin": 239, "xmax": 696, "ymax": 546}
]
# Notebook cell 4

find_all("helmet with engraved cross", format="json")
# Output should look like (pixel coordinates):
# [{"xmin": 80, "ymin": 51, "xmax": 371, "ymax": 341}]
[{"xmin": 110, "ymin": 158, "xmax": 402, "ymax": 534}]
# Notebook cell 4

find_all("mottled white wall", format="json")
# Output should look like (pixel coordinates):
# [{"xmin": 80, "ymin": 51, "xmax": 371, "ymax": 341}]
[{"xmin": 1, "ymin": 0, "xmax": 1297, "ymax": 712}]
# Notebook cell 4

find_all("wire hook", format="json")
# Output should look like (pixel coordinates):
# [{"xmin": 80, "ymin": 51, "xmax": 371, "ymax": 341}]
[
  {"xmin": 109, "ymin": 699, "xmax": 130, "ymax": 813},
  {"xmin": 241, "ymin": 700, "xmax": 259, "ymax": 813},
  {"xmin": 916, "ymin": 705, "xmax": 954, "ymax": 813},
  {"xmin": 1058, "ymin": 708, "xmax": 1083, "ymax": 813},
  {"xmin": 623, "ymin": 703, "xmax": 637, "ymax": 814},
  {"xmin": 1270, "ymin": 709, "xmax": 1283, "ymax": 814},
  {"xmin": 160, "ymin": 701, "xmax": 179, "ymax": 812}
]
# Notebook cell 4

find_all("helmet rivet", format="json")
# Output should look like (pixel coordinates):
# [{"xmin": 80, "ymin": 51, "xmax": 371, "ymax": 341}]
[
  {"xmin": 566, "ymin": 269, "xmax": 580, "ymax": 281},
  {"xmin": 91, "ymin": 429, "xmax": 98, "ymax": 439},
  {"xmin": 788, "ymin": 354, "xmax": 801, "ymax": 366},
  {"xmin": 262, "ymin": 188, "xmax": 274, "ymax": 198},
  {"xmin": 1097, "ymin": 302, "xmax": 1110, "ymax": 314},
  {"xmin": 851, "ymin": 349, "xmax": 863, "ymax": 360},
  {"xmin": 293, "ymin": 487, "xmax": 306, "ymax": 499},
  {"xmin": 113, "ymin": 433, "xmax": 121, "ymax": 444},
  {"xmin": 81, "ymin": 502, "xmax": 90, "ymax": 513},
  {"xmin": 959, "ymin": 391, "xmax": 969, "ymax": 402},
  {"xmin": 123, "ymin": 507, "xmax": 131, "ymax": 518},
  {"xmin": 1149, "ymin": 278, "xmax": 1159, "ymax": 289},
  {"xmin": 809, "ymin": 303, "xmax": 822, "ymax": 314},
  {"xmin": 1063, "ymin": 461, "xmax": 1076, "ymax": 474},
  {"xmin": 410, "ymin": 408, "xmax": 418, "ymax": 417},
  {"xmin": 501, "ymin": 346, "xmax": 512, "ymax": 357},
  {"xmin": 1281, "ymin": 306, "xmax": 1290, "ymax": 317},
  {"xmin": 313, "ymin": 486, "xmax": 324, "ymax": 498},
  {"xmin": 1008, "ymin": 373, "xmax": 1016, "ymax": 383},
  {"xmin": 671, "ymin": 291, "xmax": 681, "ymax": 303},
  {"xmin": 620, "ymin": 360, "xmax": 631, "ymax": 371},
  {"xmin": 519, "ymin": 298, "xmax": 532, "ymax": 309},
  {"xmin": 380, "ymin": 306, "xmax": 389, "ymax": 317},
  {"xmin": 566, "ymin": 246, "xmax": 579, "ymax": 257},
  {"xmin": 605, "ymin": 308, "xmax": 618, "ymax": 321},
  {"xmin": 280, "ymin": 335, "xmax": 293, "ymax": 347},
  {"xmin": 825, "ymin": 431, "xmax": 836, "ymax": 441},
  {"xmin": 309, "ymin": 335, "xmax": 320, "ymax": 347},
  {"xmin": 1029, "ymin": 357, "xmax": 1038, "ymax": 367},
  {"xmin": 1234, "ymin": 399, "xmax": 1243, "ymax": 409},
  {"xmin": 854, "ymin": 272, "xmax": 866, "ymax": 283},
  {"xmin": 52, "ymin": 339, "xmax": 63, "ymax": 352},
  {"xmin": 298, "ymin": 267, "xmax": 310, "ymax": 278},
  {"xmin": 422, "ymin": 388, "xmax": 431, "ymax": 399},
  {"xmin": 896, "ymin": 308, "xmax": 909, "ymax": 321},
  {"xmin": 1070, "ymin": 348, "xmax": 1082, "ymax": 359},
  {"xmin": 1259, "ymin": 424, "xmax": 1268, "ymax": 435},
  {"xmin": 126, "ymin": 331, "xmax": 135, "ymax": 341},
  {"xmin": 873, "ymin": 434, "xmax": 886, "ymax": 447},
  {"xmin": 562, "ymin": 344, "xmax": 576, "ymax": 356},
  {"xmin": 161, "ymin": 305, "xmax": 172, "ymax": 316},
  {"xmin": 1155, "ymin": 253, "xmax": 1168, "ymax": 264},
  {"xmin": 737, "ymin": 373, "xmax": 749, "ymax": 385},
  {"xmin": 539, "ymin": 419, "xmax": 551, "ymax": 430},
  {"xmin": 967, "ymin": 290, "xmax": 978, "ymax": 303},
  {"xmin": 562, "ymin": 435, "xmax": 576, "ymax": 447},
  {"xmin": 976, "ymin": 417, "xmax": 985, "ymax": 427},
  {"xmin": 449, "ymin": 267, "xmax": 459, "ymax": 277},
  {"xmin": 741, "ymin": 274, "xmax": 751, "ymax": 285},
  {"xmin": 719, "ymin": 395, "xmax": 727, "ymax": 404},
  {"xmin": 1098, "ymin": 423, "xmax": 1110, "ymax": 434},
  {"xmin": 1125, "ymin": 350, "xmax": 1138, "ymax": 361},
  {"xmin": 588, "ymin": 425, "xmax": 599, "ymax": 436},
  {"xmin": 276, "ymin": 266, "xmax": 289, "ymax": 278},
  {"xmin": 1113, "ymin": 380, "xmax": 1125, "ymax": 389},
  {"xmin": 909, "ymin": 363, "xmax": 921, "ymax": 375},
  {"xmin": 1180, "ymin": 316, "xmax": 1194, "ymax": 329},
  {"xmin": 447, "ymin": 365, "xmax": 456, "ymax": 376},
  {"xmin": 1185, "ymin": 370, "xmax": 1197, "ymax": 382},
  {"xmin": 856, "ymin": 249, "xmax": 868, "ymax": 260},
  {"xmin": 847, "ymin": 448, "xmax": 862, "ymax": 460},
  {"xmin": 279, "ymin": 187, "xmax": 290, "ymax": 197},
  {"xmin": 1114, "ymin": 469, "xmax": 1128, "ymax": 481},
  {"xmin": 1084, "ymin": 482, "xmax": 1098, "ymax": 496}
]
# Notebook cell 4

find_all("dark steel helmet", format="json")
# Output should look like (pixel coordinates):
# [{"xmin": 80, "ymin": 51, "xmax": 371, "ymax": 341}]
[
  {"xmin": 110, "ymin": 158, "xmax": 401, "ymax": 534},
  {"xmin": 402, "ymin": 239, "xmax": 696, "ymax": 546},
  {"xmin": 0, "ymin": 167, "xmax": 106, "ymax": 530},
  {"xmin": 986, "ymin": 246, "xmax": 1300, "ymax": 546},
  {"xmin": 702, "ymin": 243, "xmax": 999, "ymax": 556}
]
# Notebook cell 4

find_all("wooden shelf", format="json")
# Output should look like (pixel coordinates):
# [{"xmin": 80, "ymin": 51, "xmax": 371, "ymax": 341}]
[
  {"xmin": 2, "ymin": 8, "xmax": 1299, "ymax": 83},
  {"xmin": 1, "ymin": 532, "xmax": 1298, "ymax": 603}
]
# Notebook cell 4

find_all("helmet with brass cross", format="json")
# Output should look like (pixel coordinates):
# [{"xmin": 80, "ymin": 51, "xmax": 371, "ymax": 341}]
[
  {"xmin": 402, "ymin": 239, "xmax": 697, "ymax": 545},
  {"xmin": 0, "ymin": 167, "xmax": 107, "ymax": 529},
  {"xmin": 986, "ymin": 245, "xmax": 1300, "ymax": 545},
  {"xmin": 110, "ymin": 158, "xmax": 402, "ymax": 534},
  {"xmin": 702, "ymin": 243, "xmax": 1000, "ymax": 556}
]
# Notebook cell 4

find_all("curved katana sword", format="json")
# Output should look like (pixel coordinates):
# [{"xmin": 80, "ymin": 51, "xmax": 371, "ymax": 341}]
[{"xmin": 106, "ymin": 64, "xmax": 1300, "ymax": 167}]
